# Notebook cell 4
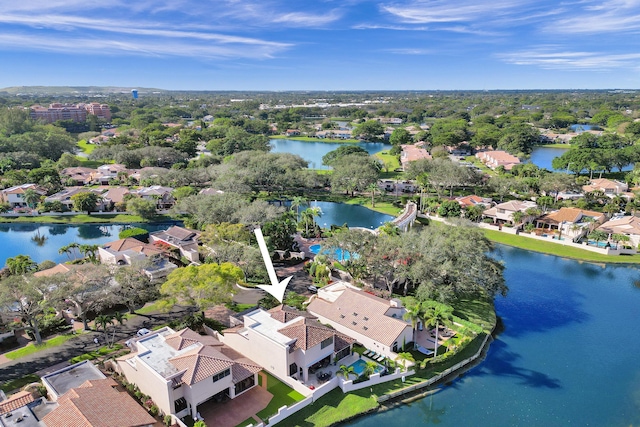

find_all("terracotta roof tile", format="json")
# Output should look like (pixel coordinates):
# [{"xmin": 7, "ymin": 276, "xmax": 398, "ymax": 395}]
[
  {"xmin": 169, "ymin": 346, "xmax": 235, "ymax": 385},
  {"xmin": 165, "ymin": 328, "xmax": 222, "ymax": 351},
  {"xmin": 0, "ymin": 391, "xmax": 34, "ymax": 415},
  {"xmin": 308, "ymin": 288, "xmax": 410, "ymax": 347},
  {"xmin": 41, "ymin": 379, "xmax": 155, "ymax": 427}
]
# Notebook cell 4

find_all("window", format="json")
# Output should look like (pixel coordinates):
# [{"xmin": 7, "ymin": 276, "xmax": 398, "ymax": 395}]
[
  {"xmin": 321, "ymin": 336, "xmax": 333, "ymax": 349},
  {"xmin": 174, "ymin": 397, "xmax": 187, "ymax": 413},
  {"xmin": 363, "ymin": 316, "xmax": 369, "ymax": 321},
  {"xmin": 212, "ymin": 368, "xmax": 231, "ymax": 383},
  {"xmin": 289, "ymin": 363, "xmax": 298, "ymax": 376}
]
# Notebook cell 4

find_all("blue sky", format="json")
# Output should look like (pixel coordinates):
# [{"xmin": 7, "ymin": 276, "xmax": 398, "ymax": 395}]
[{"xmin": 1, "ymin": 0, "xmax": 640, "ymax": 90}]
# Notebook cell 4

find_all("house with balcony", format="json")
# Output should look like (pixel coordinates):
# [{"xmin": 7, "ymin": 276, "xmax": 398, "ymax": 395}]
[
  {"xmin": 535, "ymin": 207, "xmax": 606, "ymax": 241},
  {"xmin": 60, "ymin": 167, "xmax": 95, "ymax": 186},
  {"xmin": 149, "ymin": 226, "xmax": 200, "ymax": 262},
  {"xmin": 597, "ymin": 215, "xmax": 640, "ymax": 248},
  {"xmin": 482, "ymin": 200, "xmax": 539, "ymax": 224},
  {"xmin": 133, "ymin": 186, "xmax": 175, "ymax": 209},
  {"xmin": 582, "ymin": 178, "xmax": 630, "ymax": 198},
  {"xmin": 44, "ymin": 187, "xmax": 109, "ymax": 211},
  {"xmin": 0, "ymin": 184, "xmax": 47, "ymax": 208},
  {"xmin": 306, "ymin": 282, "xmax": 413, "ymax": 359},
  {"xmin": 98, "ymin": 237, "xmax": 177, "ymax": 281},
  {"xmin": 91, "ymin": 164, "xmax": 129, "ymax": 185},
  {"xmin": 476, "ymin": 150, "xmax": 521, "ymax": 171},
  {"xmin": 117, "ymin": 327, "xmax": 261, "ymax": 420},
  {"xmin": 218, "ymin": 305, "xmax": 354, "ymax": 386}
]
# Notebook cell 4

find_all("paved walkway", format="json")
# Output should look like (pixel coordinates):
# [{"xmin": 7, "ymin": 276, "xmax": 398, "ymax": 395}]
[
  {"xmin": 199, "ymin": 386, "xmax": 273, "ymax": 427},
  {"xmin": 0, "ymin": 305, "xmax": 191, "ymax": 384}
]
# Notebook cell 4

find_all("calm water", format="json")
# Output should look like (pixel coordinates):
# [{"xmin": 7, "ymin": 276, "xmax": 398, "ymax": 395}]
[
  {"xmin": 0, "ymin": 223, "xmax": 171, "ymax": 266},
  {"xmin": 309, "ymin": 201, "xmax": 394, "ymax": 229},
  {"xmin": 345, "ymin": 245, "xmax": 640, "ymax": 426},
  {"xmin": 529, "ymin": 146, "xmax": 570, "ymax": 171},
  {"xmin": 270, "ymin": 139, "xmax": 392, "ymax": 170},
  {"xmin": 529, "ymin": 145, "xmax": 633, "ymax": 172}
]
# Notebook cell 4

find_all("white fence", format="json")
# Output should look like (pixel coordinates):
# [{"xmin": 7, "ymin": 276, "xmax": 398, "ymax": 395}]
[
  {"xmin": 377, "ymin": 333, "xmax": 492, "ymax": 403},
  {"xmin": 339, "ymin": 368, "xmax": 414, "ymax": 393}
]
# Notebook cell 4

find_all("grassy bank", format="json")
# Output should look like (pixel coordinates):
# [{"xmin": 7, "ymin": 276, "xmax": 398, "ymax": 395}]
[
  {"xmin": 0, "ymin": 213, "xmax": 176, "ymax": 224},
  {"xmin": 77, "ymin": 139, "xmax": 96, "ymax": 154},
  {"xmin": 283, "ymin": 297, "xmax": 495, "ymax": 426},
  {"xmin": 483, "ymin": 229, "xmax": 640, "ymax": 264},
  {"xmin": 538, "ymin": 143, "xmax": 571, "ymax": 149},
  {"xmin": 4, "ymin": 333, "xmax": 78, "ymax": 360},
  {"xmin": 374, "ymin": 151, "xmax": 401, "ymax": 173}
]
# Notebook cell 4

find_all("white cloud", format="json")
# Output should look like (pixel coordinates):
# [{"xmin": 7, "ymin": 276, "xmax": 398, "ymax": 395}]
[
  {"xmin": 271, "ymin": 10, "xmax": 343, "ymax": 26},
  {"xmin": 0, "ymin": 32, "xmax": 287, "ymax": 60},
  {"xmin": 498, "ymin": 47, "xmax": 640, "ymax": 70},
  {"xmin": 385, "ymin": 48, "xmax": 433, "ymax": 54},
  {"xmin": 380, "ymin": 0, "xmax": 532, "ymax": 24},
  {"xmin": 548, "ymin": 0, "xmax": 640, "ymax": 34}
]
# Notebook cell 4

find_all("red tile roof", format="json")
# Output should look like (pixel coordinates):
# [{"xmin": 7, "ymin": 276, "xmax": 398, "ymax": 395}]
[
  {"xmin": 42, "ymin": 379, "xmax": 155, "ymax": 427},
  {"xmin": 0, "ymin": 391, "xmax": 34, "ymax": 415}
]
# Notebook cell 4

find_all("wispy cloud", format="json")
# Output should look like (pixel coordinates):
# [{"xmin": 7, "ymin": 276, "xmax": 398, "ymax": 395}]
[
  {"xmin": 385, "ymin": 48, "xmax": 433, "ymax": 55},
  {"xmin": 547, "ymin": 0, "xmax": 640, "ymax": 34},
  {"xmin": 271, "ymin": 10, "xmax": 343, "ymax": 26},
  {"xmin": 380, "ymin": 0, "xmax": 532, "ymax": 24},
  {"xmin": 498, "ymin": 47, "xmax": 640, "ymax": 70}
]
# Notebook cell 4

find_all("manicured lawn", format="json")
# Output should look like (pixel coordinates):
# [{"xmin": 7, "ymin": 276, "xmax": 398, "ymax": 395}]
[
  {"xmin": 282, "ymin": 388, "xmax": 378, "ymax": 427},
  {"xmin": 135, "ymin": 301, "xmax": 163, "ymax": 315},
  {"xmin": 4, "ymin": 333, "xmax": 78, "ymax": 360},
  {"xmin": 374, "ymin": 151, "xmax": 401, "ymax": 173},
  {"xmin": 483, "ymin": 229, "xmax": 640, "ymax": 264},
  {"xmin": 343, "ymin": 197, "xmax": 404, "ymax": 217},
  {"xmin": 539, "ymin": 143, "xmax": 571, "ymax": 148},
  {"xmin": 234, "ymin": 417, "xmax": 257, "ymax": 427},
  {"xmin": 77, "ymin": 139, "xmax": 96, "ymax": 154},
  {"xmin": 256, "ymin": 373, "xmax": 305, "ymax": 421},
  {"xmin": 1, "ymin": 374, "xmax": 40, "ymax": 393}
]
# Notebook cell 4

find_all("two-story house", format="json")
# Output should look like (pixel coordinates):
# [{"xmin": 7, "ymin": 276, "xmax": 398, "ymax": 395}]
[
  {"xmin": 307, "ymin": 282, "xmax": 413, "ymax": 360},
  {"xmin": 218, "ymin": 305, "xmax": 354, "ymax": 386},
  {"xmin": 149, "ymin": 226, "xmax": 200, "ymax": 262},
  {"xmin": 0, "ymin": 184, "xmax": 47, "ymax": 208},
  {"xmin": 117, "ymin": 327, "xmax": 261, "ymax": 420},
  {"xmin": 482, "ymin": 200, "xmax": 539, "ymax": 224}
]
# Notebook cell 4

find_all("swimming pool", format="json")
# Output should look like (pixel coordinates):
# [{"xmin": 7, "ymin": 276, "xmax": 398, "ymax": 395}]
[
  {"xmin": 587, "ymin": 241, "xmax": 617, "ymax": 249},
  {"xmin": 309, "ymin": 244, "xmax": 357, "ymax": 261},
  {"xmin": 348, "ymin": 358, "xmax": 384, "ymax": 376}
]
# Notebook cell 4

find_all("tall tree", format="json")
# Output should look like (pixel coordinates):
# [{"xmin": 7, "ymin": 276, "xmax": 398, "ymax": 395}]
[
  {"xmin": 5, "ymin": 255, "xmax": 37, "ymax": 275},
  {"xmin": 422, "ymin": 301, "xmax": 454, "ymax": 357},
  {"xmin": 160, "ymin": 262, "xmax": 244, "ymax": 311}
]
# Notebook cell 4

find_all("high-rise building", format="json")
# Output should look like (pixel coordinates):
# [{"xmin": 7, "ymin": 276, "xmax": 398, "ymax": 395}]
[
  {"xmin": 28, "ymin": 103, "xmax": 111, "ymax": 123},
  {"xmin": 131, "ymin": 89, "xmax": 138, "ymax": 99}
]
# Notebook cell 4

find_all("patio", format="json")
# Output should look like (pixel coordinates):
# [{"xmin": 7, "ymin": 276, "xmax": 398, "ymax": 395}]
[
  {"xmin": 197, "ymin": 385, "xmax": 273, "ymax": 427},
  {"xmin": 415, "ymin": 326, "xmax": 456, "ymax": 352},
  {"xmin": 304, "ymin": 353, "xmax": 386, "ymax": 388}
]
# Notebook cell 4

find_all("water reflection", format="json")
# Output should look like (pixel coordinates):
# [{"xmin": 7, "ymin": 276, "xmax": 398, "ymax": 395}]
[{"xmin": 77, "ymin": 225, "xmax": 113, "ymax": 239}]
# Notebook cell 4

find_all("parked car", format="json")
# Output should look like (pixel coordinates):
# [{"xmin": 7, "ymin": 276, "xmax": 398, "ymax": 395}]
[
  {"xmin": 137, "ymin": 328, "xmax": 151, "ymax": 337},
  {"xmin": 308, "ymin": 285, "xmax": 318, "ymax": 293}
]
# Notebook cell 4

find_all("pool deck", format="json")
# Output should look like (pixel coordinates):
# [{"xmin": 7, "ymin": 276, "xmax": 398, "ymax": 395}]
[
  {"xmin": 303, "ymin": 353, "xmax": 384, "ymax": 388},
  {"xmin": 415, "ymin": 327, "xmax": 456, "ymax": 351}
]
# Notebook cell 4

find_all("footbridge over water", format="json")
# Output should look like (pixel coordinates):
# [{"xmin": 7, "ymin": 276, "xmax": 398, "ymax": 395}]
[{"xmin": 391, "ymin": 201, "xmax": 417, "ymax": 232}]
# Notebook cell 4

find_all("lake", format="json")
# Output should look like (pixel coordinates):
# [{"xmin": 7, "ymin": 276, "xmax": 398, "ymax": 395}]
[
  {"xmin": 529, "ymin": 146, "xmax": 570, "ymax": 171},
  {"xmin": 0, "ymin": 223, "xmax": 172, "ymax": 266},
  {"xmin": 270, "ymin": 138, "xmax": 392, "ymax": 170},
  {"xmin": 0, "ymin": 202, "xmax": 395, "ymax": 266},
  {"xmin": 529, "ymin": 145, "xmax": 633, "ymax": 172},
  {"xmin": 345, "ymin": 245, "xmax": 640, "ymax": 426}
]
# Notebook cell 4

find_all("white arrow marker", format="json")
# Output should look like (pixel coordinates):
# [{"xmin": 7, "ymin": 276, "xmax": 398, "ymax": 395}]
[{"xmin": 254, "ymin": 228, "xmax": 293, "ymax": 303}]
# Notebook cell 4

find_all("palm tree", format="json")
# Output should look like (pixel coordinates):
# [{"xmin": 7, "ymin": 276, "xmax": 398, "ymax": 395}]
[
  {"xmin": 367, "ymin": 183, "xmax": 378, "ymax": 208},
  {"xmin": 22, "ymin": 188, "xmax": 40, "ymax": 209},
  {"xmin": 422, "ymin": 301, "xmax": 454, "ymax": 358},
  {"xmin": 58, "ymin": 243, "xmax": 80, "ymax": 261},
  {"xmin": 290, "ymin": 196, "xmax": 308, "ymax": 217},
  {"xmin": 403, "ymin": 302, "xmax": 424, "ymax": 348},
  {"xmin": 5, "ymin": 255, "xmax": 37, "ymax": 275},
  {"xmin": 395, "ymin": 352, "xmax": 415, "ymax": 371},
  {"xmin": 362, "ymin": 360, "xmax": 379, "ymax": 379},
  {"xmin": 110, "ymin": 311, "xmax": 127, "ymax": 347},
  {"xmin": 79, "ymin": 244, "xmax": 99, "ymax": 263},
  {"xmin": 511, "ymin": 211, "xmax": 524, "ymax": 226},
  {"xmin": 94, "ymin": 314, "xmax": 113, "ymax": 343},
  {"xmin": 611, "ymin": 233, "xmax": 630, "ymax": 249},
  {"xmin": 338, "ymin": 364, "xmax": 357, "ymax": 380},
  {"xmin": 301, "ymin": 206, "xmax": 322, "ymax": 236}
]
